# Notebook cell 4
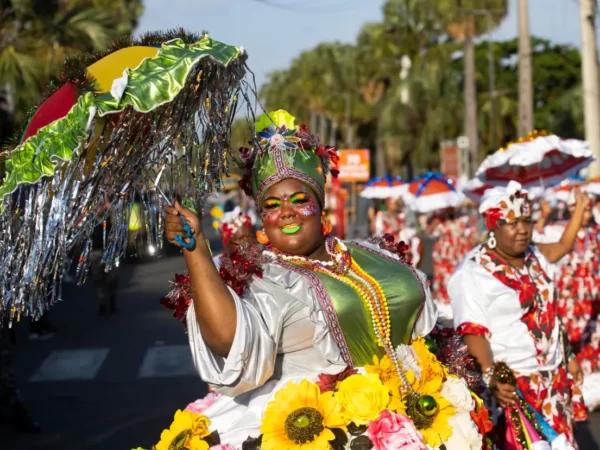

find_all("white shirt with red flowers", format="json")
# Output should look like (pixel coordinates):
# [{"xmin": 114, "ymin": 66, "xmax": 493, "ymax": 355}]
[{"xmin": 449, "ymin": 245, "xmax": 563, "ymax": 375}]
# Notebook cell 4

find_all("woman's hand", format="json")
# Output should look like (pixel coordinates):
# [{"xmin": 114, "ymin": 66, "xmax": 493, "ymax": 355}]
[
  {"xmin": 540, "ymin": 200, "xmax": 552, "ymax": 218},
  {"xmin": 568, "ymin": 358, "xmax": 584, "ymax": 386},
  {"xmin": 573, "ymin": 187, "xmax": 591, "ymax": 211},
  {"xmin": 490, "ymin": 379, "xmax": 518, "ymax": 407},
  {"xmin": 164, "ymin": 200, "xmax": 203, "ymax": 248}
]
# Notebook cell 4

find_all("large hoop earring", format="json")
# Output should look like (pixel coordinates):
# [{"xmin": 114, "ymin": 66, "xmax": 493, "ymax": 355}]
[
  {"xmin": 321, "ymin": 212, "xmax": 333, "ymax": 236},
  {"xmin": 256, "ymin": 229, "xmax": 270, "ymax": 245},
  {"xmin": 487, "ymin": 231, "xmax": 496, "ymax": 249}
]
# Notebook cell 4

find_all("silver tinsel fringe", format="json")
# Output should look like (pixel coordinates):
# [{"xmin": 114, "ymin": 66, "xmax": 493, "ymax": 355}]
[{"xmin": 0, "ymin": 53, "xmax": 251, "ymax": 325}]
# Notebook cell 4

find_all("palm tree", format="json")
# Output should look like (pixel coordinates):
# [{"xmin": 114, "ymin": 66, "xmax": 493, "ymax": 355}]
[
  {"xmin": 379, "ymin": 44, "xmax": 463, "ymax": 177},
  {"xmin": 443, "ymin": 0, "xmax": 508, "ymax": 172},
  {"xmin": 0, "ymin": 0, "xmax": 142, "ymax": 141}
]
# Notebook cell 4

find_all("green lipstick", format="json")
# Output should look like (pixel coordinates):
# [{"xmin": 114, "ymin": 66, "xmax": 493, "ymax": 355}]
[{"xmin": 281, "ymin": 224, "xmax": 302, "ymax": 235}]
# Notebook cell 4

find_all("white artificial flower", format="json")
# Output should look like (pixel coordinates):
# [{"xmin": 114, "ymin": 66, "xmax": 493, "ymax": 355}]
[
  {"xmin": 444, "ymin": 412, "xmax": 483, "ymax": 450},
  {"xmin": 395, "ymin": 344, "xmax": 422, "ymax": 378},
  {"xmin": 269, "ymin": 133, "xmax": 286, "ymax": 150},
  {"xmin": 441, "ymin": 376, "xmax": 475, "ymax": 413}
]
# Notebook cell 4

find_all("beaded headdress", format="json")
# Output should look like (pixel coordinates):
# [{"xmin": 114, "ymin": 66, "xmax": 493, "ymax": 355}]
[
  {"xmin": 479, "ymin": 181, "xmax": 532, "ymax": 230},
  {"xmin": 238, "ymin": 110, "xmax": 339, "ymax": 208}
]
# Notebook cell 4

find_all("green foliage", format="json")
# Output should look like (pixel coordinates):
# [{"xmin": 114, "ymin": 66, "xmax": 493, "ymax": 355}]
[
  {"xmin": 0, "ymin": 0, "xmax": 144, "ymax": 140},
  {"xmin": 258, "ymin": 0, "xmax": 582, "ymax": 175},
  {"xmin": 471, "ymin": 37, "xmax": 582, "ymax": 152}
]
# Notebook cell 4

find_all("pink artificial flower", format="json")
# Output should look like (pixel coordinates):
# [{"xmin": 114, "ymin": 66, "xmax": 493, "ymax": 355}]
[
  {"xmin": 367, "ymin": 410, "xmax": 426, "ymax": 450},
  {"xmin": 209, "ymin": 445, "xmax": 235, "ymax": 450},
  {"xmin": 185, "ymin": 392, "xmax": 219, "ymax": 415}
]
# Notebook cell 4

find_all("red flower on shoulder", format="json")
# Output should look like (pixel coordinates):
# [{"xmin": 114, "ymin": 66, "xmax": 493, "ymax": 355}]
[
  {"xmin": 219, "ymin": 243, "xmax": 268, "ymax": 296},
  {"xmin": 369, "ymin": 234, "xmax": 411, "ymax": 263}
]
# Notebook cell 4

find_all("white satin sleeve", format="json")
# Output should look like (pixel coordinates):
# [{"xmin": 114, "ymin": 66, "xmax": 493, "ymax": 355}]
[
  {"xmin": 186, "ymin": 277, "xmax": 296, "ymax": 397},
  {"xmin": 448, "ymin": 267, "xmax": 490, "ymax": 331},
  {"xmin": 412, "ymin": 268, "xmax": 438, "ymax": 338}
]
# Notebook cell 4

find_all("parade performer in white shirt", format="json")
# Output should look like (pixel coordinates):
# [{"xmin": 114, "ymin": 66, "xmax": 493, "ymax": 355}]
[{"xmin": 449, "ymin": 181, "xmax": 590, "ymax": 448}]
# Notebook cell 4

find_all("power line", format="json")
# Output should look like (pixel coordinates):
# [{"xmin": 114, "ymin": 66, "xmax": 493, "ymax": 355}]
[{"xmin": 249, "ymin": 0, "xmax": 361, "ymax": 13}]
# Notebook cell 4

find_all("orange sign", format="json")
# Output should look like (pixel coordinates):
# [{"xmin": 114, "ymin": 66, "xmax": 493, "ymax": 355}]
[
  {"xmin": 440, "ymin": 145, "xmax": 459, "ymax": 178},
  {"xmin": 337, "ymin": 149, "xmax": 371, "ymax": 182}
]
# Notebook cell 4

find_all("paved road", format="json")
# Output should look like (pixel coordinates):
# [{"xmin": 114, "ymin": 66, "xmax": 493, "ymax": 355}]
[
  {"xmin": 4, "ymin": 255, "xmax": 207, "ymax": 450},
  {"xmin": 3, "ymin": 238, "xmax": 600, "ymax": 449}
]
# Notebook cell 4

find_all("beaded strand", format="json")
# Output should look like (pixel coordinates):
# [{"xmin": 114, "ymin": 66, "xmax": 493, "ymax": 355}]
[{"xmin": 271, "ymin": 237, "xmax": 415, "ymax": 397}]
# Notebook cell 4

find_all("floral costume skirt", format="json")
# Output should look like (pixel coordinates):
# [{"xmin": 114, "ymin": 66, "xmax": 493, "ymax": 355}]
[{"xmin": 490, "ymin": 367, "xmax": 587, "ymax": 448}]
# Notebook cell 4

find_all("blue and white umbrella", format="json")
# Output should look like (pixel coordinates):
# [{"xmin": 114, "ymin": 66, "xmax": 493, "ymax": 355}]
[{"xmin": 360, "ymin": 175, "xmax": 406, "ymax": 199}]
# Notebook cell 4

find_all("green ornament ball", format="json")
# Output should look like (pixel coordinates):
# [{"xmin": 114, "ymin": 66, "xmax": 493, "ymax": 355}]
[{"xmin": 417, "ymin": 395, "xmax": 438, "ymax": 417}]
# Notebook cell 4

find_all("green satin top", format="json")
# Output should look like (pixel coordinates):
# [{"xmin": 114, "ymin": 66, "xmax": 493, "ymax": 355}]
[{"xmin": 314, "ymin": 244, "xmax": 424, "ymax": 367}]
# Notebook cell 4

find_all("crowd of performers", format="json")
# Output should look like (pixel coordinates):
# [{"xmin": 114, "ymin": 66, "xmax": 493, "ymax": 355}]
[{"xmin": 153, "ymin": 110, "xmax": 600, "ymax": 450}]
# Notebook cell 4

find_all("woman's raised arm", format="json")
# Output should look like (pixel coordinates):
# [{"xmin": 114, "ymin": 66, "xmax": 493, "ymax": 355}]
[
  {"xmin": 164, "ymin": 201, "xmax": 237, "ymax": 357},
  {"xmin": 537, "ymin": 189, "xmax": 591, "ymax": 263}
]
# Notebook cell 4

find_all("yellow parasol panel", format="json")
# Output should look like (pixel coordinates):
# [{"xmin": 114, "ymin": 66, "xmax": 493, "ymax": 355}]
[{"xmin": 86, "ymin": 46, "xmax": 160, "ymax": 92}]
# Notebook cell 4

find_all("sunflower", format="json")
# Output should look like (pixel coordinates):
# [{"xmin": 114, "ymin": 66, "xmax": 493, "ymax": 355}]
[
  {"xmin": 395, "ymin": 345, "xmax": 456, "ymax": 448},
  {"xmin": 155, "ymin": 410, "xmax": 211, "ymax": 450},
  {"xmin": 401, "ymin": 370, "xmax": 455, "ymax": 448},
  {"xmin": 406, "ymin": 391, "xmax": 455, "ymax": 448},
  {"xmin": 260, "ymin": 379, "xmax": 349, "ymax": 450}
]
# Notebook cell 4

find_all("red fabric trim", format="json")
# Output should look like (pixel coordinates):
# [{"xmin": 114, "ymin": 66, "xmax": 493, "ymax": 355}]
[{"xmin": 457, "ymin": 322, "xmax": 491, "ymax": 338}]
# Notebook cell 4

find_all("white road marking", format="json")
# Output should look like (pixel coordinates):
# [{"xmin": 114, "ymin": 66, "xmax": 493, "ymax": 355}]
[
  {"xmin": 137, "ymin": 345, "xmax": 196, "ymax": 378},
  {"xmin": 30, "ymin": 348, "xmax": 110, "ymax": 382}
]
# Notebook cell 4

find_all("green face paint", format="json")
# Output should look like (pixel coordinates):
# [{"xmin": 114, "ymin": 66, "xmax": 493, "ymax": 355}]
[{"xmin": 281, "ymin": 224, "xmax": 302, "ymax": 235}]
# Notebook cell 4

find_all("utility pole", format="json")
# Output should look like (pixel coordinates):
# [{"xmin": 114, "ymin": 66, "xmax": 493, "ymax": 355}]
[
  {"xmin": 580, "ymin": 0, "xmax": 600, "ymax": 177},
  {"xmin": 517, "ymin": 0, "xmax": 533, "ymax": 137},
  {"xmin": 486, "ymin": 13, "xmax": 497, "ymax": 152},
  {"xmin": 464, "ymin": 32, "xmax": 479, "ymax": 176}
]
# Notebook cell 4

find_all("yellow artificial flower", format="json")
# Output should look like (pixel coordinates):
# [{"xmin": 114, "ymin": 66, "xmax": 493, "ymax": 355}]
[
  {"xmin": 413, "ymin": 364, "xmax": 444, "ymax": 395},
  {"xmin": 336, "ymin": 373, "xmax": 390, "ymax": 425},
  {"xmin": 155, "ymin": 410, "xmax": 211, "ymax": 450},
  {"xmin": 260, "ymin": 379, "xmax": 349, "ymax": 450},
  {"xmin": 255, "ymin": 109, "xmax": 296, "ymax": 131},
  {"xmin": 411, "ymin": 337, "xmax": 448, "ymax": 384},
  {"xmin": 365, "ymin": 354, "xmax": 401, "ymax": 390},
  {"xmin": 388, "ymin": 385, "xmax": 408, "ymax": 415}
]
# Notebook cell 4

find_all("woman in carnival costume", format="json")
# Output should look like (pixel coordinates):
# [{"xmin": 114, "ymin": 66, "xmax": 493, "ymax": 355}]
[
  {"xmin": 449, "ymin": 181, "xmax": 590, "ymax": 449},
  {"xmin": 374, "ymin": 198, "xmax": 424, "ymax": 269},
  {"xmin": 157, "ymin": 111, "xmax": 491, "ymax": 450},
  {"xmin": 213, "ymin": 207, "xmax": 255, "ymax": 269},
  {"xmin": 534, "ymin": 190, "xmax": 600, "ymax": 412}
]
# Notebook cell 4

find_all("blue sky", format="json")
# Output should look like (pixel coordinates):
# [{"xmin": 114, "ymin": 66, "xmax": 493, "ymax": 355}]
[{"xmin": 138, "ymin": 0, "xmax": 585, "ymax": 88}]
